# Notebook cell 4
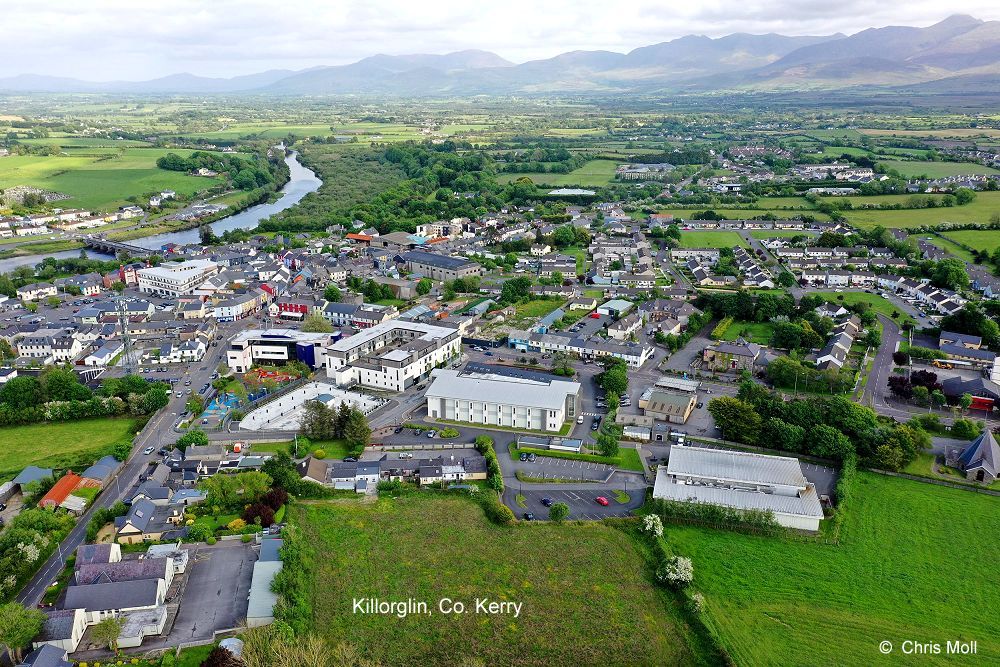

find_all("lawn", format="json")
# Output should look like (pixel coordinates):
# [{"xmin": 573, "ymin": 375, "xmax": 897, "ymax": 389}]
[
  {"xmin": 748, "ymin": 229, "xmax": 816, "ymax": 239},
  {"xmin": 677, "ymin": 231, "xmax": 748, "ymax": 249},
  {"xmin": 842, "ymin": 192, "xmax": 1000, "ymax": 229},
  {"xmin": 497, "ymin": 159, "xmax": 618, "ymax": 187},
  {"xmin": 0, "ymin": 418, "xmax": 136, "ymax": 482},
  {"xmin": 0, "ymin": 147, "xmax": 228, "ymax": 209},
  {"xmin": 665, "ymin": 473, "xmax": 1000, "ymax": 665},
  {"xmin": 512, "ymin": 298, "xmax": 565, "ymax": 323},
  {"xmin": 813, "ymin": 291, "xmax": 916, "ymax": 327},
  {"xmin": 509, "ymin": 442, "xmax": 646, "ymax": 472},
  {"xmin": 250, "ymin": 438, "xmax": 354, "ymax": 459},
  {"xmin": 719, "ymin": 321, "xmax": 775, "ymax": 345},
  {"xmin": 878, "ymin": 159, "xmax": 1000, "ymax": 178},
  {"xmin": 294, "ymin": 495, "xmax": 704, "ymax": 666}
]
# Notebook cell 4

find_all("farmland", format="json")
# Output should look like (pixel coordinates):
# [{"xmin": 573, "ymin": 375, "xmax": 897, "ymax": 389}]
[
  {"xmin": 940, "ymin": 229, "xmax": 1000, "ymax": 255},
  {"xmin": 0, "ymin": 418, "xmax": 135, "ymax": 482},
  {"xmin": 0, "ymin": 147, "xmax": 228, "ymax": 209},
  {"xmin": 666, "ymin": 473, "xmax": 1000, "ymax": 665},
  {"xmin": 878, "ymin": 159, "xmax": 1000, "ymax": 178},
  {"xmin": 498, "ymin": 159, "xmax": 618, "ymax": 187},
  {"xmin": 677, "ymin": 231, "xmax": 748, "ymax": 248},
  {"xmin": 293, "ymin": 495, "xmax": 707, "ymax": 666}
]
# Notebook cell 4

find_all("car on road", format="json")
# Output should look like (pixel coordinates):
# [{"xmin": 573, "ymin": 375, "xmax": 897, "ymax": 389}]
[
  {"xmin": 577, "ymin": 415, "xmax": 584, "ymax": 424},
  {"xmin": 696, "ymin": 402, "xmax": 704, "ymax": 409},
  {"xmin": 394, "ymin": 426, "xmax": 404, "ymax": 433},
  {"xmin": 595, "ymin": 496, "xmax": 610, "ymax": 506},
  {"xmin": 522, "ymin": 512, "xmax": 535, "ymax": 521},
  {"xmin": 143, "ymin": 446, "xmax": 155, "ymax": 455},
  {"xmin": 519, "ymin": 452, "xmax": 529, "ymax": 462},
  {"xmin": 484, "ymin": 351, "xmax": 493, "ymax": 356},
  {"xmin": 541, "ymin": 497, "xmax": 553, "ymax": 507},
  {"xmin": 591, "ymin": 417, "xmax": 601, "ymax": 431},
  {"xmin": 343, "ymin": 457, "xmax": 358, "ymax": 462}
]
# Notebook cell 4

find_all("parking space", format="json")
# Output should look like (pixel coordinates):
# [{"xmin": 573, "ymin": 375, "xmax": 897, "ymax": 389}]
[
  {"xmin": 510, "ymin": 488, "xmax": 645, "ymax": 520},
  {"xmin": 510, "ymin": 454, "xmax": 614, "ymax": 482}
]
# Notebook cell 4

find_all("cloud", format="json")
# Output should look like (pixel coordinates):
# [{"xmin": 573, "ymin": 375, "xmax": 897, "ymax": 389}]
[{"xmin": 3, "ymin": 0, "xmax": 999, "ymax": 79}]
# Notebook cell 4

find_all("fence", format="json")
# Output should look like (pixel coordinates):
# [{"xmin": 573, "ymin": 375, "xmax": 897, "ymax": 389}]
[{"xmin": 869, "ymin": 468, "xmax": 1000, "ymax": 496}]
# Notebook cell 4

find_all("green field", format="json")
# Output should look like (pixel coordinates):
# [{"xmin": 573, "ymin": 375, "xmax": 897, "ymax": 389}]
[
  {"xmin": 295, "ymin": 495, "xmax": 703, "ymax": 666},
  {"xmin": 925, "ymin": 234, "xmax": 976, "ymax": 262},
  {"xmin": 0, "ymin": 418, "xmax": 135, "ymax": 482},
  {"xmin": 512, "ymin": 298, "xmax": 565, "ymax": 323},
  {"xmin": 814, "ymin": 291, "xmax": 916, "ymax": 327},
  {"xmin": 498, "ymin": 159, "xmax": 618, "ymax": 187},
  {"xmin": 719, "ymin": 321, "xmax": 775, "ymax": 344},
  {"xmin": 677, "ymin": 231, "xmax": 748, "ymax": 248},
  {"xmin": 0, "ymin": 147, "xmax": 228, "ymax": 209},
  {"xmin": 879, "ymin": 159, "xmax": 1000, "ymax": 178},
  {"xmin": 941, "ymin": 229, "xmax": 1000, "ymax": 255},
  {"xmin": 666, "ymin": 473, "xmax": 1000, "ymax": 665},
  {"xmin": 748, "ymin": 230, "xmax": 816, "ymax": 239},
  {"xmin": 839, "ymin": 192, "xmax": 1000, "ymax": 229}
]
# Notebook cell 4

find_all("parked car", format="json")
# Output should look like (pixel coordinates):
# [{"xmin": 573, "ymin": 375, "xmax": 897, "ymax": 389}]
[
  {"xmin": 343, "ymin": 457, "xmax": 358, "ymax": 463},
  {"xmin": 527, "ymin": 453, "xmax": 536, "ymax": 462},
  {"xmin": 595, "ymin": 496, "xmax": 610, "ymax": 506},
  {"xmin": 577, "ymin": 415, "xmax": 584, "ymax": 424},
  {"xmin": 591, "ymin": 419, "xmax": 600, "ymax": 431},
  {"xmin": 522, "ymin": 512, "xmax": 535, "ymax": 521},
  {"xmin": 143, "ymin": 446, "xmax": 155, "ymax": 455},
  {"xmin": 426, "ymin": 430, "xmax": 437, "ymax": 439},
  {"xmin": 696, "ymin": 402, "xmax": 704, "ymax": 409},
  {"xmin": 484, "ymin": 351, "xmax": 493, "ymax": 357},
  {"xmin": 394, "ymin": 426, "xmax": 404, "ymax": 433},
  {"xmin": 519, "ymin": 452, "xmax": 529, "ymax": 462},
  {"xmin": 541, "ymin": 497, "xmax": 553, "ymax": 507},
  {"xmin": 399, "ymin": 452, "xmax": 413, "ymax": 459},
  {"xmin": 157, "ymin": 448, "xmax": 168, "ymax": 456}
]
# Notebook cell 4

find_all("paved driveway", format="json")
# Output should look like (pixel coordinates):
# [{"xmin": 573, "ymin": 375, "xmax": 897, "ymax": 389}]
[{"xmin": 166, "ymin": 541, "xmax": 256, "ymax": 642}]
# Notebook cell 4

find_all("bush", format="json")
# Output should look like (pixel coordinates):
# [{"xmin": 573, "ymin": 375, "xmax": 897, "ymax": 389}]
[
  {"xmin": 312, "ymin": 448, "xmax": 326, "ymax": 459},
  {"xmin": 243, "ymin": 502, "xmax": 276, "ymax": 527},
  {"xmin": 438, "ymin": 427, "xmax": 460, "ymax": 438},
  {"xmin": 241, "ymin": 533, "xmax": 253, "ymax": 543},
  {"xmin": 480, "ymin": 495, "xmax": 515, "ymax": 525},
  {"xmin": 656, "ymin": 556, "xmax": 694, "ymax": 589},
  {"xmin": 187, "ymin": 524, "xmax": 212, "ymax": 542},
  {"xmin": 263, "ymin": 487, "xmax": 289, "ymax": 510},
  {"xmin": 226, "ymin": 518, "xmax": 247, "ymax": 531},
  {"xmin": 206, "ymin": 536, "xmax": 217, "ymax": 545}
]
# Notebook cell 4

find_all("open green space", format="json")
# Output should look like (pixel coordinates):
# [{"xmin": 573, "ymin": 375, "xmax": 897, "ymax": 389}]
[
  {"xmin": 250, "ymin": 438, "xmax": 354, "ymax": 459},
  {"xmin": 924, "ymin": 234, "xmax": 976, "ymax": 262},
  {"xmin": 0, "ymin": 147, "xmax": 228, "ymax": 209},
  {"xmin": 498, "ymin": 159, "xmax": 618, "ymax": 187},
  {"xmin": 879, "ymin": 159, "xmax": 1000, "ymax": 178},
  {"xmin": 719, "ymin": 321, "xmax": 775, "ymax": 344},
  {"xmin": 665, "ymin": 207, "xmax": 830, "ymax": 221},
  {"xmin": 841, "ymin": 194, "xmax": 1000, "ymax": 229},
  {"xmin": 665, "ymin": 473, "xmax": 1000, "ymax": 665},
  {"xmin": 295, "ymin": 495, "xmax": 702, "ymax": 666},
  {"xmin": 748, "ymin": 230, "xmax": 815, "ymax": 239},
  {"xmin": 813, "ymin": 291, "xmax": 916, "ymax": 327},
  {"xmin": 0, "ymin": 418, "xmax": 135, "ymax": 482},
  {"xmin": 511, "ymin": 298, "xmax": 566, "ymax": 323},
  {"xmin": 677, "ymin": 231, "xmax": 748, "ymax": 249},
  {"xmin": 941, "ymin": 229, "xmax": 1000, "ymax": 255}
]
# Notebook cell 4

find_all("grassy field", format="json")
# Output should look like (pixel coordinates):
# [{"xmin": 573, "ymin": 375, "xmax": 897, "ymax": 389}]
[
  {"xmin": 840, "ymin": 193, "xmax": 1000, "ymax": 229},
  {"xmin": 925, "ymin": 234, "xmax": 976, "ymax": 262},
  {"xmin": 664, "ymin": 207, "xmax": 830, "ymax": 221},
  {"xmin": 941, "ymin": 229, "xmax": 1000, "ymax": 255},
  {"xmin": 677, "ymin": 231, "xmax": 748, "ymax": 248},
  {"xmin": 666, "ymin": 473, "xmax": 1000, "ymax": 665},
  {"xmin": 813, "ymin": 291, "xmax": 916, "ymax": 327},
  {"xmin": 748, "ymin": 229, "xmax": 816, "ymax": 239},
  {"xmin": 719, "ymin": 321, "xmax": 775, "ymax": 344},
  {"xmin": 878, "ymin": 159, "xmax": 1000, "ymax": 178},
  {"xmin": 498, "ymin": 159, "xmax": 618, "ymax": 187},
  {"xmin": 295, "ymin": 495, "xmax": 704, "ymax": 666},
  {"xmin": 0, "ymin": 418, "xmax": 135, "ymax": 482},
  {"xmin": 0, "ymin": 147, "xmax": 227, "ymax": 209},
  {"xmin": 512, "ymin": 298, "xmax": 565, "ymax": 323}
]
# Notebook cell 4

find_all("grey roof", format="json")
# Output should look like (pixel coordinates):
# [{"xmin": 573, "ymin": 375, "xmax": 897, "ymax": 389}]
[
  {"xmin": 63, "ymin": 578, "xmax": 160, "ymax": 612},
  {"xmin": 81, "ymin": 455, "xmax": 119, "ymax": 481},
  {"xmin": 940, "ymin": 344, "xmax": 996, "ymax": 361},
  {"xmin": 36, "ymin": 609, "xmax": 79, "ymax": 642},
  {"xmin": 247, "ymin": 561, "xmax": 282, "ymax": 621},
  {"xmin": 75, "ymin": 558, "xmax": 170, "ymax": 586},
  {"xmin": 116, "ymin": 498, "xmax": 157, "ymax": 533},
  {"xmin": 654, "ymin": 466, "xmax": 824, "ymax": 519},
  {"xmin": 75, "ymin": 544, "xmax": 115, "ymax": 567},
  {"xmin": 666, "ymin": 444, "xmax": 808, "ymax": 488},
  {"xmin": 940, "ymin": 330, "xmax": 982, "ymax": 346},
  {"xmin": 941, "ymin": 376, "xmax": 1000, "ymax": 400},
  {"xmin": 426, "ymin": 368, "xmax": 580, "ymax": 411},
  {"xmin": 401, "ymin": 250, "xmax": 475, "ymax": 270},
  {"xmin": 18, "ymin": 644, "xmax": 72, "ymax": 667},
  {"xmin": 958, "ymin": 430, "xmax": 1000, "ymax": 478},
  {"xmin": 13, "ymin": 465, "xmax": 53, "ymax": 486}
]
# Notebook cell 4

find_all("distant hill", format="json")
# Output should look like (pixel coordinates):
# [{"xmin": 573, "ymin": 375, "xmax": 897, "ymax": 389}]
[{"xmin": 4, "ymin": 16, "xmax": 1000, "ymax": 95}]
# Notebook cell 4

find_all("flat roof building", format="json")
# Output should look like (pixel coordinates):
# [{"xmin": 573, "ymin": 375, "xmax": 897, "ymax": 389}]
[
  {"xmin": 136, "ymin": 260, "xmax": 218, "ymax": 296},
  {"xmin": 426, "ymin": 368, "xmax": 580, "ymax": 432},
  {"xmin": 399, "ymin": 250, "xmax": 483, "ymax": 282},
  {"xmin": 227, "ymin": 329, "xmax": 337, "ymax": 373}
]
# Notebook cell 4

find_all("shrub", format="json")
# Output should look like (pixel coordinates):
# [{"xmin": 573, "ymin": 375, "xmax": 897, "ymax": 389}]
[
  {"xmin": 243, "ymin": 502, "xmax": 276, "ymax": 527},
  {"xmin": 642, "ymin": 514, "xmax": 664, "ymax": 538},
  {"xmin": 711, "ymin": 316, "xmax": 734, "ymax": 339},
  {"xmin": 206, "ymin": 536, "xmax": 217, "ymax": 545},
  {"xmin": 187, "ymin": 524, "xmax": 212, "ymax": 542},
  {"xmin": 480, "ymin": 495, "xmax": 515, "ymax": 525},
  {"xmin": 226, "ymin": 518, "xmax": 247, "ymax": 531},
  {"xmin": 263, "ymin": 487, "xmax": 289, "ymax": 510},
  {"xmin": 688, "ymin": 591, "xmax": 705, "ymax": 613},
  {"xmin": 438, "ymin": 427, "xmax": 460, "ymax": 438},
  {"xmin": 312, "ymin": 448, "xmax": 326, "ymax": 459},
  {"xmin": 657, "ymin": 556, "xmax": 694, "ymax": 588},
  {"xmin": 241, "ymin": 533, "xmax": 253, "ymax": 543}
]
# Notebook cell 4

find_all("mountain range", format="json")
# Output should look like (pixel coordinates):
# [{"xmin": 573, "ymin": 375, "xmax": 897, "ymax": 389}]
[{"xmin": 3, "ymin": 15, "xmax": 1000, "ymax": 95}]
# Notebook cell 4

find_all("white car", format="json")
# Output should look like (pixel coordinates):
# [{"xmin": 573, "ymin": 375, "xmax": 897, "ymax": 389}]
[{"xmin": 143, "ymin": 446, "xmax": 155, "ymax": 455}]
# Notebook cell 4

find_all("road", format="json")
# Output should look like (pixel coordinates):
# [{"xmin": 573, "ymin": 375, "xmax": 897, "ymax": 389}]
[{"xmin": 861, "ymin": 314, "xmax": 901, "ymax": 409}]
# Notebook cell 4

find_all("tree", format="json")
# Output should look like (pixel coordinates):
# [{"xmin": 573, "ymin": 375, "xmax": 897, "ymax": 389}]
[
  {"xmin": 930, "ymin": 258, "xmax": 969, "ymax": 291},
  {"xmin": 930, "ymin": 389, "xmax": 947, "ymax": 410},
  {"xmin": 707, "ymin": 396, "xmax": 761, "ymax": 444},
  {"xmin": 892, "ymin": 351, "xmax": 910, "ymax": 366},
  {"xmin": 323, "ymin": 284, "xmax": 342, "ymax": 302},
  {"xmin": 92, "ymin": 615, "xmax": 126, "ymax": 655},
  {"xmin": 416, "ymin": 278, "xmax": 432, "ymax": 295},
  {"xmin": 912, "ymin": 385, "xmax": 930, "ymax": 405},
  {"xmin": 110, "ymin": 441, "xmax": 133, "ymax": 461},
  {"xmin": 549, "ymin": 502, "xmax": 569, "ymax": 523},
  {"xmin": 809, "ymin": 424, "xmax": 853, "ymax": 460},
  {"xmin": 343, "ymin": 409, "xmax": 371, "ymax": 449},
  {"xmin": 300, "ymin": 400, "xmax": 336, "ymax": 440},
  {"xmin": 0, "ymin": 603, "xmax": 45, "ymax": 664},
  {"xmin": 596, "ymin": 433, "xmax": 620, "ymax": 457},
  {"xmin": 176, "ymin": 429, "xmax": 209, "ymax": 450},
  {"xmin": 959, "ymin": 392, "xmax": 974, "ymax": 413},
  {"xmin": 200, "ymin": 645, "xmax": 241, "ymax": 667},
  {"xmin": 301, "ymin": 313, "xmax": 333, "ymax": 333},
  {"xmin": 186, "ymin": 394, "xmax": 205, "ymax": 416}
]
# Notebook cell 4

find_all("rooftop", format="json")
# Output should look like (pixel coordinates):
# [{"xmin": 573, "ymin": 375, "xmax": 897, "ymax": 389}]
[
  {"xmin": 426, "ymin": 368, "xmax": 580, "ymax": 411},
  {"xmin": 666, "ymin": 444, "xmax": 809, "ymax": 489}
]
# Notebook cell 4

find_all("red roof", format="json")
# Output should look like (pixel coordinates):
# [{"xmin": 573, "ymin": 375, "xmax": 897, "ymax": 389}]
[
  {"xmin": 426, "ymin": 236, "xmax": 449, "ymax": 244},
  {"xmin": 346, "ymin": 233, "xmax": 373, "ymax": 242},
  {"xmin": 39, "ymin": 472, "xmax": 82, "ymax": 509}
]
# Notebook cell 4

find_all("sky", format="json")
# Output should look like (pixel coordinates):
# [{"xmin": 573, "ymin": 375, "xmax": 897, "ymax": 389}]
[{"xmin": 5, "ymin": 0, "xmax": 1000, "ymax": 80}]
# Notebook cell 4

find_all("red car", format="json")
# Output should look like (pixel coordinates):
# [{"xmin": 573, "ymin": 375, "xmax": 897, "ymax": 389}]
[
  {"xmin": 595, "ymin": 496, "xmax": 609, "ymax": 506},
  {"xmin": 589, "ymin": 313, "xmax": 600, "ymax": 319}
]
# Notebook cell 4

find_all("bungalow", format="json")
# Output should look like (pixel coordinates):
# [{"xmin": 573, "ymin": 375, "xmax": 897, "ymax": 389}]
[
  {"xmin": 114, "ymin": 499, "xmax": 185, "ymax": 544},
  {"xmin": 63, "ymin": 578, "xmax": 166, "ymax": 624}
]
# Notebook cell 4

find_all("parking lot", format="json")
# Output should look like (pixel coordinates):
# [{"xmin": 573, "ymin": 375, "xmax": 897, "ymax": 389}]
[
  {"xmin": 507, "ymin": 487, "xmax": 645, "ymax": 520},
  {"xmin": 508, "ymin": 451, "xmax": 615, "ymax": 482}
]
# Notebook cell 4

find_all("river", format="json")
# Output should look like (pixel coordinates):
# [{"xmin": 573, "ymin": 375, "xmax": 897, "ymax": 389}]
[{"xmin": 0, "ymin": 150, "xmax": 321, "ymax": 274}]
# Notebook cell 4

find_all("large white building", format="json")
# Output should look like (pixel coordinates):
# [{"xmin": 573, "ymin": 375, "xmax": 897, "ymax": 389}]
[
  {"xmin": 652, "ymin": 444, "xmax": 825, "ymax": 531},
  {"xmin": 325, "ymin": 319, "xmax": 461, "ymax": 391},
  {"xmin": 136, "ymin": 260, "xmax": 218, "ymax": 296},
  {"xmin": 226, "ymin": 329, "xmax": 337, "ymax": 373},
  {"xmin": 425, "ymin": 368, "xmax": 581, "ymax": 432}
]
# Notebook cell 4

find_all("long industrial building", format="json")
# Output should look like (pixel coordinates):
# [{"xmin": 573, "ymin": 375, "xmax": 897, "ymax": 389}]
[
  {"xmin": 425, "ymin": 367, "xmax": 581, "ymax": 432},
  {"xmin": 325, "ymin": 319, "xmax": 461, "ymax": 391}
]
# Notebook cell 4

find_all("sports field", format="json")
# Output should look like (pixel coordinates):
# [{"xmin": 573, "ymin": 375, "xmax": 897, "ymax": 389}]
[
  {"xmin": 677, "ymin": 231, "xmax": 748, "ymax": 248},
  {"xmin": 295, "ymin": 496, "xmax": 703, "ymax": 666},
  {"xmin": 0, "ymin": 147, "xmax": 228, "ymax": 209},
  {"xmin": 666, "ymin": 473, "xmax": 1000, "ymax": 665},
  {"xmin": 0, "ymin": 418, "xmax": 135, "ymax": 482}
]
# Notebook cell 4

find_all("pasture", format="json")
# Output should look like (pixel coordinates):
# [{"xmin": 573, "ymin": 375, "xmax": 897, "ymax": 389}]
[
  {"xmin": 878, "ymin": 159, "xmax": 1000, "ymax": 178},
  {"xmin": 666, "ymin": 473, "xmax": 1000, "ymax": 665},
  {"xmin": 941, "ymin": 229, "xmax": 1000, "ymax": 256},
  {"xmin": 294, "ymin": 495, "xmax": 703, "ymax": 666},
  {"xmin": 498, "ymin": 159, "xmax": 618, "ymax": 187},
  {"xmin": 0, "ymin": 418, "xmax": 135, "ymax": 482}
]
